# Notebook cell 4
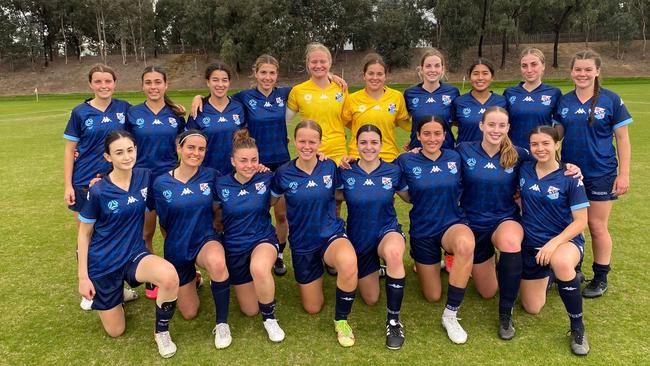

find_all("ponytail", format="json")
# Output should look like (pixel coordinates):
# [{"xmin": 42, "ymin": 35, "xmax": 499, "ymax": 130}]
[
  {"xmin": 164, "ymin": 94, "xmax": 184, "ymax": 118},
  {"xmin": 499, "ymin": 134, "xmax": 519, "ymax": 170},
  {"xmin": 587, "ymin": 76, "xmax": 600, "ymax": 127},
  {"xmin": 232, "ymin": 129, "xmax": 257, "ymax": 156}
]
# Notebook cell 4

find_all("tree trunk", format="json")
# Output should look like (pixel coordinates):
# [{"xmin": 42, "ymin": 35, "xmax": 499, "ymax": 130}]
[
  {"xmin": 500, "ymin": 31, "xmax": 507, "ymax": 69},
  {"xmin": 121, "ymin": 37, "xmax": 127, "ymax": 64},
  {"xmin": 552, "ymin": 4, "xmax": 575, "ymax": 68},
  {"xmin": 478, "ymin": 0, "xmax": 489, "ymax": 57},
  {"xmin": 129, "ymin": 19, "xmax": 138, "ymax": 62},
  {"xmin": 60, "ymin": 14, "xmax": 68, "ymax": 65}
]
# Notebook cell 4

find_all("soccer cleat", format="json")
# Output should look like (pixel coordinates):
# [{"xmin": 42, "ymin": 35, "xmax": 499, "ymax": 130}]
[
  {"xmin": 273, "ymin": 257, "xmax": 287, "ymax": 276},
  {"xmin": 498, "ymin": 314, "xmax": 516, "ymax": 340},
  {"xmin": 326, "ymin": 264, "xmax": 338, "ymax": 276},
  {"xmin": 154, "ymin": 331, "xmax": 177, "ymax": 358},
  {"xmin": 385, "ymin": 319, "xmax": 405, "ymax": 350},
  {"xmin": 145, "ymin": 283, "xmax": 158, "ymax": 299},
  {"xmin": 334, "ymin": 320, "xmax": 355, "ymax": 347},
  {"xmin": 80, "ymin": 297, "xmax": 93, "ymax": 311},
  {"xmin": 569, "ymin": 329, "xmax": 590, "ymax": 356},
  {"xmin": 263, "ymin": 319, "xmax": 286, "ymax": 342},
  {"xmin": 123, "ymin": 288, "xmax": 139, "ymax": 303},
  {"xmin": 213, "ymin": 323, "xmax": 232, "ymax": 349},
  {"xmin": 441, "ymin": 315, "xmax": 467, "ymax": 344},
  {"xmin": 378, "ymin": 264, "xmax": 387, "ymax": 279},
  {"xmin": 576, "ymin": 270, "xmax": 586, "ymax": 284},
  {"xmin": 582, "ymin": 280, "xmax": 608, "ymax": 298},
  {"xmin": 195, "ymin": 271, "xmax": 204, "ymax": 289}
]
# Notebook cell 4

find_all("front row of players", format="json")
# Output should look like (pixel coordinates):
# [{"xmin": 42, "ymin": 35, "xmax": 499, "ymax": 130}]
[{"xmin": 78, "ymin": 109, "xmax": 590, "ymax": 358}]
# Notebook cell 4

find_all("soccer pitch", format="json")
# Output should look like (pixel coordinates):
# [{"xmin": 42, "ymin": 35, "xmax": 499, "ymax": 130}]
[{"xmin": 0, "ymin": 80, "xmax": 648, "ymax": 364}]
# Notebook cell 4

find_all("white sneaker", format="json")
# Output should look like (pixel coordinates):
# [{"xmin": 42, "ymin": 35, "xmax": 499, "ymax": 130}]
[
  {"xmin": 263, "ymin": 319, "xmax": 286, "ymax": 342},
  {"xmin": 154, "ymin": 331, "xmax": 177, "ymax": 358},
  {"xmin": 213, "ymin": 323, "xmax": 232, "ymax": 349},
  {"xmin": 123, "ymin": 288, "xmax": 139, "ymax": 303},
  {"xmin": 80, "ymin": 297, "xmax": 93, "ymax": 311},
  {"xmin": 441, "ymin": 315, "xmax": 467, "ymax": 344}
]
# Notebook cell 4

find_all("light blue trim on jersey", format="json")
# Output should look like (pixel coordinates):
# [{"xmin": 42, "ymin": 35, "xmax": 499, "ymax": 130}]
[
  {"xmin": 551, "ymin": 119, "xmax": 559, "ymax": 126},
  {"xmin": 271, "ymin": 190, "xmax": 282, "ymax": 198},
  {"xmin": 398, "ymin": 185, "xmax": 409, "ymax": 192},
  {"xmin": 570, "ymin": 202, "xmax": 590, "ymax": 211},
  {"xmin": 613, "ymin": 118, "xmax": 633, "ymax": 130},
  {"xmin": 63, "ymin": 133, "xmax": 80, "ymax": 142},
  {"xmin": 78, "ymin": 214, "xmax": 96, "ymax": 224}
]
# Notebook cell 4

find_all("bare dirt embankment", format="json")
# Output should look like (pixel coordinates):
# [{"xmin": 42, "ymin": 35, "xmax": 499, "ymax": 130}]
[{"xmin": 1, "ymin": 41, "xmax": 648, "ymax": 96}]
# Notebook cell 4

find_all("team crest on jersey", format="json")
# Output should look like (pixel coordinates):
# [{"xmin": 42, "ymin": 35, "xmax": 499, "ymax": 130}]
[
  {"xmin": 442, "ymin": 95, "xmax": 452, "ymax": 105},
  {"xmin": 248, "ymin": 99, "xmax": 257, "ymax": 110},
  {"xmin": 509, "ymin": 96, "xmax": 517, "ymax": 104},
  {"xmin": 504, "ymin": 167, "xmax": 514, "ymax": 174},
  {"xmin": 168, "ymin": 118, "xmax": 178, "ymax": 128},
  {"xmin": 200, "ymin": 183, "xmax": 211, "ymax": 195},
  {"xmin": 152, "ymin": 118, "xmax": 162, "ymax": 125},
  {"xmin": 411, "ymin": 97, "xmax": 419, "ymax": 106},
  {"xmin": 140, "ymin": 187, "xmax": 148, "ymax": 200},
  {"xmin": 412, "ymin": 166, "xmax": 422, "ymax": 179},
  {"xmin": 561, "ymin": 108, "xmax": 569, "ymax": 118},
  {"xmin": 388, "ymin": 103, "xmax": 397, "ymax": 114},
  {"xmin": 202, "ymin": 117, "xmax": 211, "ymax": 126},
  {"xmin": 107, "ymin": 199, "xmax": 119, "ymax": 212},
  {"xmin": 233, "ymin": 114, "xmax": 241, "ymax": 125},
  {"xmin": 116, "ymin": 113, "xmax": 125, "ymax": 124},
  {"xmin": 593, "ymin": 107, "xmax": 606, "ymax": 120},
  {"xmin": 135, "ymin": 118, "xmax": 145, "ymax": 128},
  {"xmin": 276, "ymin": 97, "xmax": 285, "ymax": 107},
  {"xmin": 541, "ymin": 95, "xmax": 552, "ymax": 106},
  {"xmin": 335, "ymin": 92, "xmax": 344, "ymax": 102},
  {"xmin": 163, "ymin": 189, "xmax": 173, "ymax": 202},
  {"xmin": 381, "ymin": 177, "xmax": 392, "ymax": 190},
  {"xmin": 346, "ymin": 177, "xmax": 356, "ymax": 189},
  {"xmin": 546, "ymin": 185, "xmax": 560, "ymax": 200},
  {"xmin": 289, "ymin": 181, "xmax": 299, "ymax": 192},
  {"xmin": 448, "ymin": 162, "xmax": 458, "ymax": 174},
  {"xmin": 101, "ymin": 116, "xmax": 112, "ymax": 124},
  {"xmin": 255, "ymin": 182, "xmax": 267, "ymax": 194},
  {"xmin": 84, "ymin": 118, "xmax": 94, "ymax": 128},
  {"xmin": 304, "ymin": 94, "xmax": 313, "ymax": 102},
  {"xmin": 221, "ymin": 188, "xmax": 230, "ymax": 202},
  {"xmin": 264, "ymin": 101, "xmax": 272, "ymax": 108},
  {"xmin": 323, "ymin": 175, "xmax": 332, "ymax": 189},
  {"xmin": 466, "ymin": 158, "xmax": 477, "ymax": 170},
  {"xmin": 359, "ymin": 105, "xmax": 366, "ymax": 113},
  {"xmin": 127, "ymin": 196, "xmax": 138, "ymax": 205},
  {"xmin": 462, "ymin": 108, "xmax": 471, "ymax": 117}
]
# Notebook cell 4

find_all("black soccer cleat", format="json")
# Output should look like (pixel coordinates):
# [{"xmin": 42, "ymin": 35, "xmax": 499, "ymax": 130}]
[
  {"xmin": 274, "ymin": 257, "xmax": 287, "ymax": 276},
  {"xmin": 385, "ymin": 319, "xmax": 405, "ymax": 350},
  {"xmin": 582, "ymin": 279, "xmax": 607, "ymax": 298}
]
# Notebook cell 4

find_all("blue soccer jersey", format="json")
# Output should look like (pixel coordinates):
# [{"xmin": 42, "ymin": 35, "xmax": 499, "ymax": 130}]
[
  {"xmin": 232, "ymin": 87, "xmax": 291, "ymax": 165},
  {"xmin": 271, "ymin": 159, "xmax": 345, "ymax": 254},
  {"xmin": 395, "ymin": 150, "xmax": 465, "ymax": 238},
  {"xmin": 519, "ymin": 161, "xmax": 589, "ymax": 248},
  {"xmin": 453, "ymin": 92, "xmax": 507, "ymax": 144},
  {"xmin": 152, "ymin": 166, "xmax": 220, "ymax": 266},
  {"xmin": 336, "ymin": 161, "xmax": 406, "ymax": 254},
  {"xmin": 404, "ymin": 82, "xmax": 459, "ymax": 150},
  {"xmin": 555, "ymin": 89, "xmax": 633, "ymax": 179},
  {"xmin": 127, "ymin": 103, "xmax": 186, "ymax": 177},
  {"xmin": 504, "ymin": 83, "xmax": 562, "ymax": 148},
  {"xmin": 215, "ymin": 172, "xmax": 276, "ymax": 254},
  {"xmin": 63, "ymin": 99, "xmax": 130, "ymax": 187},
  {"xmin": 457, "ymin": 141, "xmax": 529, "ymax": 230},
  {"xmin": 78, "ymin": 168, "xmax": 151, "ymax": 278},
  {"xmin": 186, "ymin": 98, "xmax": 246, "ymax": 174}
]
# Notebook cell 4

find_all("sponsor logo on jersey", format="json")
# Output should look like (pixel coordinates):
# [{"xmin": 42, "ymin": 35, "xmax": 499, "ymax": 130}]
[
  {"xmin": 202, "ymin": 117, "xmax": 211, "ymax": 126},
  {"xmin": 248, "ymin": 99, "xmax": 257, "ymax": 109},
  {"xmin": 426, "ymin": 97, "xmax": 435, "ymax": 103},
  {"xmin": 381, "ymin": 177, "xmax": 392, "ymax": 190},
  {"xmin": 529, "ymin": 184, "xmax": 540, "ymax": 192},
  {"xmin": 479, "ymin": 108, "xmax": 486, "ymax": 114},
  {"xmin": 335, "ymin": 92, "xmax": 344, "ymax": 102},
  {"xmin": 306, "ymin": 180, "xmax": 318, "ymax": 188},
  {"xmin": 264, "ymin": 101, "xmax": 272, "ymax": 108},
  {"xmin": 448, "ymin": 162, "xmax": 457, "ymax": 174},
  {"xmin": 561, "ymin": 107, "xmax": 569, "ymax": 118},
  {"xmin": 304, "ymin": 94, "xmax": 312, "ymax": 102},
  {"xmin": 218, "ymin": 116, "xmax": 227, "ymax": 123},
  {"xmin": 541, "ymin": 95, "xmax": 552, "ymax": 106},
  {"xmin": 412, "ymin": 166, "xmax": 422, "ymax": 179},
  {"xmin": 163, "ymin": 189, "xmax": 172, "ymax": 202},
  {"xmin": 276, "ymin": 97, "xmax": 284, "ymax": 107},
  {"xmin": 442, "ymin": 95, "xmax": 452, "ymax": 105},
  {"xmin": 575, "ymin": 108, "xmax": 586, "ymax": 114},
  {"xmin": 509, "ymin": 96, "xmax": 517, "ymax": 104},
  {"xmin": 135, "ymin": 118, "xmax": 145, "ymax": 127},
  {"xmin": 116, "ymin": 113, "xmax": 125, "ymax": 124},
  {"xmin": 101, "ymin": 116, "xmax": 112, "ymax": 124},
  {"xmin": 84, "ymin": 118, "xmax": 94, "ymax": 127},
  {"xmin": 233, "ymin": 114, "xmax": 241, "ymax": 125},
  {"xmin": 462, "ymin": 107, "xmax": 471, "ymax": 117},
  {"xmin": 346, "ymin": 177, "xmax": 356, "ymax": 188},
  {"xmin": 359, "ymin": 105, "xmax": 366, "ymax": 113},
  {"xmin": 107, "ymin": 199, "xmax": 119, "ymax": 211},
  {"xmin": 238, "ymin": 189, "xmax": 249, "ymax": 196},
  {"xmin": 430, "ymin": 165, "xmax": 442, "ymax": 173},
  {"xmin": 181, "ymin": 187, "xmax": 193, "ymax": 195},
  {"xmin": 466, "ymin": 158, "xmax": 477, "ymax": 170},
  {"xmin": 593, "ymin": 107, "xmax": 606, "ymax": 120},
  {"xmin": 221, "ymin": 188, "xmax": 230, "ymax": 201},
  {"xmin": 255, "ymin": 182, "xmax": 266, "ymax": 194},
  {"xmin": 484, "ymin": 162, "xmax": 496, "ymax": 169},
  {"xmin": 363, "ymin": 178, "xmax": 374, "ymax": 186},
  {"xmin": 152, "ymin": 118, "xmax": 162, "ymax": 125},
  {"xmin": 168, "ymin": 118, "xmax": 177, "ymax": 128},
  {"xmin": 523, "ymin": 96, "xmax": 534, "ymax": 102},
  {"xmin": 323, "ymin": 175, "xmax": 332, "ymax": 189},
  {"xmin": 388, "ymin": 103, "xmax": 396, "ymax": 114},
  {"xmin": 546, "ymin": 185, "xmax": 560, "ymax": 200},
  {"xmin": 140, "ymin": 187, "xmax": 148, "ymax": 200},
  {"xmin": 289, "ymin": 181, "xmax": 299, "ymax": 192},
  {"xmin": 411, "ymin": 97, "xmax": 419, "ymax": 106},
  {"xmin": 127, "ymin": 196, "xmax": 138, "ymax": 205},
  {"xmin": 200, "ymin": 183, "xmax": 211, "ymax": 195}
]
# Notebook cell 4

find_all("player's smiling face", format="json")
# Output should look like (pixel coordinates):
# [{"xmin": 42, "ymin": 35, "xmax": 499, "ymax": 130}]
[
  {"xmin": 307, "ymin": 50, "xmax": 331, "ymax": 79},
  {"xmin": 294, "ymin": 127, "xmax": 321, "ymax": 161},
  {"xmin": 142, "ymin": 71, "xmax": 167, "ymax": 102},
  {"xmin": 571, "ymin": 59, "xmax": 600, "ymax": 91},
  {"xmin": 520, "ymin": 54, "xmax": 545, "ymax": 84},
  {"xmin": 178, "ymin": 135, "xmax": 207, "ymax": 168},
  {"xmin": 105, "ymin": 137, "xmax": 137, "ymax": 171},
  {"xmin": 207, "ymin": 70, "xmax": 230, "ymax": 98},
  {"xmin": 357, "ymin": 131, "xmax": 382, "ymax": 163},
  {"xmin": 529, "ymin": 132, "xmax": 559, "ymax": 163},
  {"xmin": 421, "ymin": 55, "xmax": 443, "ymax": 84},
  {"xmin": 470, "ymin": 64, "xmax": 493, "ymax": 93},
  {"xmin": 417, "ymin": 120, "xmax": 445, "ymax": 155},
  {"xmin": 255, "ymin": 63, "xmax": 278, "ymax": 93},
  {"xmin": 363, "ymin": 63, "xmax": 386, "ymax": 93},
  {"xmin": 232, "ymin": 147, "xmax": 259, "ymax": 180},
  {"xmin": 480, "ymin": 110, "xmax": 510, "ymax": 146},
  {"xmin": 89, "ymin": 71, "xmax": 116, "ymax": 100}
]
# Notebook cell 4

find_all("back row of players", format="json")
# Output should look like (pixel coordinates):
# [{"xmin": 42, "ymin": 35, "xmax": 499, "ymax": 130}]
[{"xmin": 63, "ymin": 44, "xmax": 632, "ymax": 358}]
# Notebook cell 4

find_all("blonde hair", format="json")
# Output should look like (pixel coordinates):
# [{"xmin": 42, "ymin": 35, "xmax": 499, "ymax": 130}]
[
  {"xmin": 232, "ymin": 129, "xmax": 257, "ymax": 156},
  {"xmin": 520, "ymin": 47, "xmax": 545, "ymax": 64},
  {"xmin": 416, "ymin": 48, "xmax": 445, "ymax": 81},
  {"xmin": 481, "ymin": 107, "xmax": 519, "ymax": 169},
  {"xmin": 571, "ymin": 49, "xmax": 602, "ymax": 127},
  {"xmin": 305, "ymin": 43, "xmax": 332, "ymax": 68}
]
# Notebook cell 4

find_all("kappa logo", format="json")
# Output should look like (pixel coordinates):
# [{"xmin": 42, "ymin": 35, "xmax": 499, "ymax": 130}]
[
  {"xmin": 323, "ymin": 175, "xmax": 332, "ymax": 189},
  {"xmin": 152, "ymin": 118, "xmax": 163, "ymax": 125},
  {"xmin": 218, "ymin": 116, "xmax": 227, "ymax": 123},
  {"xmin": 381, "ymin": 177, "xmax": 392, "ymax": 190},
  {"xmin": 426, "ymin": 97, "xmax": 435, "ymax": 103},
  {"xmin": 264, "ymin": 101, "xmax": 272, "ymax": 108},
  {"xmin": 448, "ymin": 162, "xmax": 457, "ymax": 174},
  {"xmin": 200, "ymin": 183, "xmax": 211, "ymax": 195},
  {"xmin": 577, "ymin": 179, "xmax": 584, "ymax": 187},
  {"xmin": 546, "ymin": 185, "xmax": 560, "ymax": 200},
  {"xmin": 306, "ymin": 180, "xmax": 318, "ymax": 188},
  {"xmin": 233, "ymin": 114, "xmax": 241, "ymax": 125},
  {"xmin": 575, "ymin": 108, "xmax": 586, "ymax": 114},
  {"xmin": 541, "ymin": 95, "xmax": 552, "ymax": 106},
  {"xmin": 238, "ymin": 189, "xmax": 249, "ymax": 196},
  {"xmin": 101, "ymin": 116, "xmax": 112, "ymax": 123},
  {"xmin": 523, "ymin": 96, "xmax": 534, "ymax": 102},
  {"xmin": 276, "ymin": 97, "xmax": 284, "ymax": 107},
  {"xmin": 620, "ymin": 98, "xmax": 625, "ymax": 106},
  {"xmin": 248, "ymin": 99, "xmax": 257, "ymax": 109},
  {"xmin": 181, "ymin": 187, "xmax": 193, "ymax": 195},
  {"xmin": 430, "ymin": 165, "xmax": 442, "ymax": 173},
  {"xmin": 168, "ymin": 118, "xmax": 178, "ymax": 128},
  {"xmin": 529, "ymin": 184, "xmax": 540, "ymax": 192},
  {"xmin": 479, "ymin": 108, "xmax": 486, "ymax": 114},
  {"xmin": 127, "ymin": 196, "xmax": 138, "ymax": 205},
  {"xmin": 593, "ymin": 107, "xmax": 606, "ymax": 120},
  {"xmin": 255, "ymin": 182, "xmax": 266, "ymax": 194},
  {"xmin": 116, "ymin": 113, "xmax": 125, "ymax": 124},
  {"xmin": 320, "ymin": 93, "xmax": 328, "ymax": 100},
  {"xmin": 135, "ymin": 118, "xmax": 145, "ymax": 127},
  {"xmin": 442, "ymin": 95, "xmax": 451, "ymax": 105},
  {"xmin": 372, "ymin": 105, "xmax": 381, "ymax": 111},
  {"xmin": 140, "ymin": 187, "xmax": 148, "ymax": 200},
  {"xmin": 202, "ymin": 117, "xmax": 211, "ymax": 126},
  {"xmin": 363, "ymin": 178, "xmax": 374, "ymax": 186},
  {"xmin": 484, "ymin": 162, "xmax": 497, "ymax": 169}
]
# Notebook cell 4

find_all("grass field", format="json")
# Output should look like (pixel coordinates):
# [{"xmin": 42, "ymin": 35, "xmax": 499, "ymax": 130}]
[{"xmin": 0, "ymin": 80, "xmax": 648, "ymax": 365}]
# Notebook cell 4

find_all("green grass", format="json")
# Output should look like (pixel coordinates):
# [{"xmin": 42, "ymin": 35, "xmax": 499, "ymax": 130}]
[{"xmin": 1, "ymin": 79, "xmax": 648, "ymax": 365}]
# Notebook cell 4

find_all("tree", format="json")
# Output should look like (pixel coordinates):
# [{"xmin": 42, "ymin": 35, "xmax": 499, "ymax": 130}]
[
  {"xmin": 602, "ymin": 2, "xmax": 639, "ymax": 60},
  {"xmin": 530, "ymin": 0, "xmax": 581, "ymax": 68},
  {"xmin": 631, "ymin": 0, "xmax": 649, "ymax": 57},
  {"xmin": 434, "ymin": 0, "xmax": 481, "ymax": 71}
]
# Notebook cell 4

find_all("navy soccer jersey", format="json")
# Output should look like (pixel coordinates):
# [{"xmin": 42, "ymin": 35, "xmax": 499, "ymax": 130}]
[
  {"xmin": 127, "ymin": 103, "xmax": 186, "ymax": 177},
  {"xmin": 215, "ymin": 172, "xmax": 276, "ymax": 254},
  {"xmin": 457, "ymin": 142, "xmax": 529, "ymax": 230},
  {"xmin": 232, "ymin": 87, "xmax": 292, "ymax": 165},
  {"xmin": 63, "ymin": 99, "xmax": 130, "ymax": 187},
  {"xmin": 404, "ymin": 82, "xmax": 459, "ymax": 149},
  {"xmin": 186, "ymin": 98, "xmax": 246, "ymax": 174},
  {"xmin": 336, "ymin": 161, "xmax": 406, "ymax": 254},
  {"xmin": 78, "ymin": 168, "xmax": 151, "ymax": 278},
  {"xmin": 555, "ymin": 89, "xmax": 633, "ymax": 179},
  {"xmin": 453, "ymin": 92, "xmax": 507, "ymax": 144},
  {"xmin": 395, "ymin": 150, "xmax": 465, "ymax": 238},
  {"xmin": 152, "ymin": 166, "xmax": 220, "ymax": 266},
  {"xmin": 519, "ymin": 161, "xmax": 589, "ymax": 248},
  {"xmin": 271, "ymin": 159, "xmax": 345, "ymax": 254},
  {"xmin": 504, "ymin": 83, "xmax": 562, "ymax": 148}
]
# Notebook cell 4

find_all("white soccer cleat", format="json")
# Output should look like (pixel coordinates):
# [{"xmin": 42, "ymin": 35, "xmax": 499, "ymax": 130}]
[
  {"xmin": 154, "ymin": 331, "xmax": 177, "ymax": 358},
  {"xmin": 80, "ymin": 297, "xmax": 93, "ymax": 311},
  {"xmin": 213, "ymin": 323, "xmax": 232, "ymax": 349},
  {"xmin": 441, "ymin": 315, "xmax": 468, "ymax": 344},
  {"xmin": 263, "ymin": 319, "xmax": 286, "ymax": 342},
  {"xmin": 123, "ymin": 288, "xmax": 139, "ymax": 303}
]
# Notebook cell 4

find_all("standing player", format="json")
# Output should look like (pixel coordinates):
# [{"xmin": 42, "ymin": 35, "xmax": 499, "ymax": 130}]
[
  {"xmin": 77, "ymin": 131, "xmax": 180, "ymax": 358},
  {"xmin": 215, "ymin": 129, "xmax": 285, "ymax": 343},
  {"xmin": 336, "ymin": 125, "xmax": 408, "ymax": 350},
  {"xmin": 453, "ymin": 59, "xmax": 507, "ymax": 144},
  {"xmin": 187, "ymin": 62, "xmax": 245, "ymax": 175},
  {"xmin": 395, "ymin": 116, "xmax": 475, "ymax": 344},
  {"xmin": 504, "ymin": 48, "xmax": 562, "ymax": 149},
  {"xmin": 341, "ymin": 53, "xmax": 410, "ymax": 162},
  {"xmin": 519, "ymin": 126, "xmax": 590, "ymax": 356},
  {"xmin": 63, "ymin": 64, "xmax": 137, "ymax": 310},
  {"xmin": 555, "ymin": 50, "xmax": 632, "ymax": 298},
  {"xmin": 127, "ymin": 66, "xmax": 186, "ymax": 299},
  {"xmin": 404, "ymin": 48, "xmax": 460, "ymax": 150},
  {"xmin": 151, "ymin": 129, "xmax": 233, "ymax": 350},
  {"xmin": 271, "ymin": 120, "xmax": 359, "ymax": 347}
]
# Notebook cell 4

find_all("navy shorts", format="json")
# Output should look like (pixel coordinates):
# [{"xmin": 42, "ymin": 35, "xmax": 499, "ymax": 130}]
[
  {"xmin": 292, "ymin": 232, "xmax": 348, "ymax": 284},
  {"xmin": 226, "ymin": 239, "xmax": 279, "ymax": 286},
  {"xmin": 357, "ymin": 228, "xmax": 404, "ymax": 278},
  {"xmin": 265, "ymin": 160, "xmax": 290, "ymax": 173},
  {"xmin": 471, "ymin": 218, "xmax": 518, "ymax": 264},
  {"xmin": 169, "ymin": 235, "xmax": 221, "ymax": 286},
  {"xmin": 90, "ymin": 251, "xmax": 150, "ymax": 310},
  {"xmin": 583, "ymin": 174, "xmax": 617, "ymax": 201},
  {"xmin": 410, "ymin": 222, "xmax": 469, "ymax": 265},
  {"xmin": 68, "ymin": 186, "xmax": 89, "ymax": 213},
  {"xmin": 521, "ymin": 242, "xmax": 584, "ymax": 280}
]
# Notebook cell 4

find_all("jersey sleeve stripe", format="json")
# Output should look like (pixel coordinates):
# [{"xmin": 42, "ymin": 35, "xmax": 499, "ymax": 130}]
[
  {"xmin": 570, "ymin": 202, "xmax": 590, "ymax": 211},
  {"xmin": 271, "ymin": 190, "xmax": 282, "ymax": 198},
  {"xmin": 63, "ymin": 133, "xmax": 80, "ymax": 142},
  {"xmin": 78, "ymin": 214, "xmax": 96, "ymax": 223},
  {"xmin": 613, "ymin": 118, "xmax": 633, "ymax": 129}
]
